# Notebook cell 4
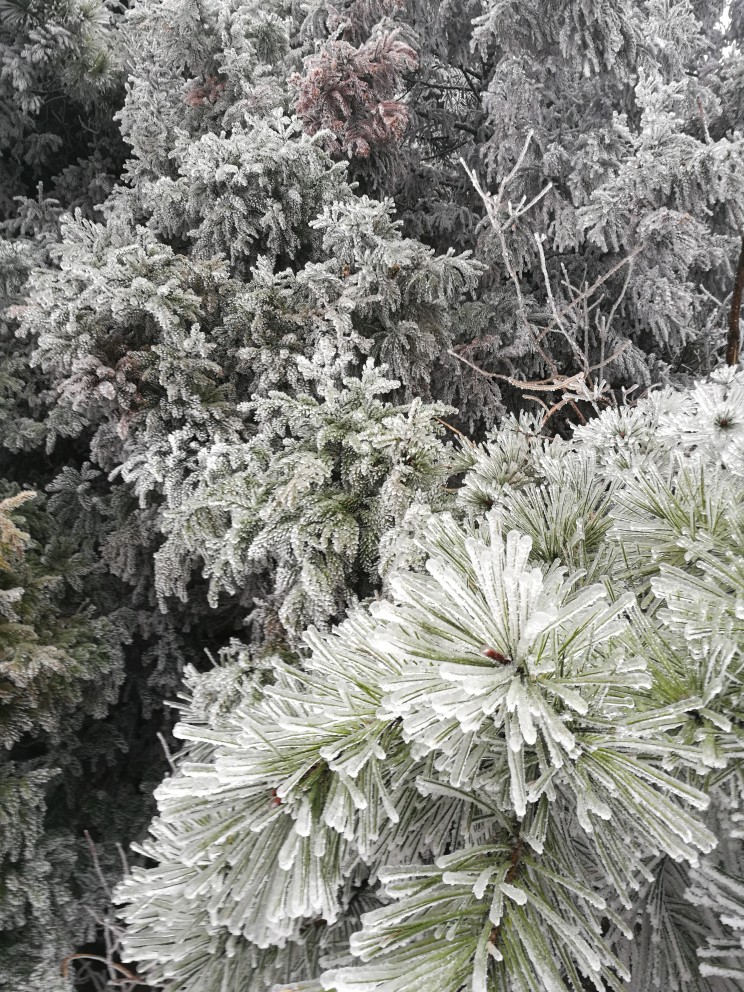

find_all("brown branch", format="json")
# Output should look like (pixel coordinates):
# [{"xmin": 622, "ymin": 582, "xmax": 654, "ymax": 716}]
[
  {"xmin": 61, "ymin": 953, "xmax": 147, "ymax": 985},
  {"xmin": 727, "ymin": 236, "xmax": 744, "ymax": 367},
  {"xmin": 448, "ymin": 342, "xmax": 629, "ymax": 392},
  {"xmin": 435, "ymin": 417, "xmax": 470, "ymax": 441},
  {"xmin": 568, "ymin": 400, "xmax": 588, "ymax": 424},
  {"xmin": 525, "ymin": 393, "xmax": 587, "ymax": 430},
  {"xmin": 447, "ymin": 348, "xmax": 586, "ymax": 392}
]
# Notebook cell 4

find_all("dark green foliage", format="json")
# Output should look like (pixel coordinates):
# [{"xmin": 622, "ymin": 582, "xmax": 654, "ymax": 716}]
[{"xmin": 0, "ymin": 0, "xmax": 126, "ymax": 217}]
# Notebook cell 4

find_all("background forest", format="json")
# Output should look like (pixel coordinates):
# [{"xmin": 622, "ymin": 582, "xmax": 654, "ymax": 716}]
[{"xmin": 1, "ymin": 1, "xmax": 744, "ymax": 990}]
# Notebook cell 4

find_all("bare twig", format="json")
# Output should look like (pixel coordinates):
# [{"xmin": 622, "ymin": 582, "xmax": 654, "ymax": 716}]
[
  {"xmin": 84, "ymin": 831, "xmax": 111, "ymax": 899},
  {"xmin": 116, "ymin": 840, "xmax": 131, "ymax": 877},
  {"xmin": 583, "ymin": 340, "xmax": 631, "ymax": 376},
  {"xmin": 460, "ymin": 137, "xmax": 559, "ymax": 376},
  {"xmin": 435, "ymin": 417, "xmax": 469, "ymax": 440},
  {"xmin": 534, "ymin": 232, "xmax": 587, "ymax": 371},
  {"xmin": 534, "ymin": 246, "xmax": 644, "ymax": 346},
  {"xmin": 448, "ymin": 341, "xmax": 630, "ymax": 390},
  {"xmin": 157, "ymin": 730, "xmax": 177, "ymax": 773},
  {"xmin": 460, "ymin": 139, "xmax": 641, "ymax": 424},
  {"xmin": 67, "ymin": 834, "xmax": 144, "ymax": 989},
  {"xmin": 61, "ymin": 953, "xmax": 148, "ymax": 985},
  {"xmin": 460, "ymin": 143, "xmax": 640, "ymax": 376},
  {"xmin": 448, "ymin": 348, "xmax": 579, "ymax": 389},
  {"xmin": 568, "ymin": 400, "xmax": 588, "ymax": 424},
  {"xmin": 525, "ymin": 393, "xmax": 588, "ymax": 428}
]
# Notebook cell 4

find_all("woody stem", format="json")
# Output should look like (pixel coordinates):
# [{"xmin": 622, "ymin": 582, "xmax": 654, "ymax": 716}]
[
  {"xmin": 726, "ymin": 235, "xmax": 744, "ymax": 367},
  {"xmin": 488, "ymin": 836, "xmax": 525, "ymax": 947}
]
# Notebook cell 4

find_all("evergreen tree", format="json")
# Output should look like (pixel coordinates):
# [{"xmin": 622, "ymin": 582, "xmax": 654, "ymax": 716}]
[
  {"xmin": 0, "ymin": 0, "xmax": 479, "ymax": 982},
  {"xmin": 298, "ymin": 0, "xmax": 744, "ymax": 408},
  {"xmin": 1, "ymin": 0, "xmax": 744, "ymax": 987},
  {"xmin": 117, "ymin": 367, "xmax": 744, "ymax": 991}
]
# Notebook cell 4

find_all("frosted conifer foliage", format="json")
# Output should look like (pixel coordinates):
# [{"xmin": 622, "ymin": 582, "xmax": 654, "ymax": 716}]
[
  {"xmin": 117, "ymin": 368, "xmax": 744, "ymax": 991},
  {"xmin": 4, "ymin": 0, "xmax": 744, "ymax": 983}
]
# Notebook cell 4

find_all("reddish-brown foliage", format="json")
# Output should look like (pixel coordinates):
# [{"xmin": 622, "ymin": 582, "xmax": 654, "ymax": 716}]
[
  {"xmin": 292, "ymin": 31, "xmax": 417, "ymax": 158},
  {"xmin": 184, "ymin": 74, "xmax": 226, "ymax": 108}
]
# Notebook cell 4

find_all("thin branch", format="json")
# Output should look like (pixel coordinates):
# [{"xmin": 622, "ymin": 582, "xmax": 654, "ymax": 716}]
[
  {"xmin": 603, "ymin": 255, "xmax": 635, "ymax": 337},
  {"xmin": 158, "ymin": 731, "xmax": 177, "ymax": 773},
  {"xmin": 116, "ymin": 841, "xmax": 131, "ymax": 877},
  {"xmin": 460, "ymin": 137, "xmax": 559, "ymax": 376},
  {"xmin": 448, "ymin": 341, "xmax": 630, "ymax": 391},
  {"xmin": 447, "ymin": 349, "xmax": 586, "ymax": 392},
  {"xmin": 526, "ymin": 393, "xmax": 588, "ymax": 429},
  {"xmin": 535, "ymin": 246, "xmax": 644, "ymax": 346},
  {"xmin": 61, "ymin": 954, "xmax": 147, "ymax": 985},
  {"xmin": 435, "ymin": 417, "xmax": 469, "ymax": 440},
  {"xmin": 568, "ymin": 399, "xmax": 589, "ymax": 424},
  {"xmin": 460, "ymin": 138, "xmax": 638, "ymax": 404},
  {"xmin": 534, "ymin": 232, "xmax": 586, "ymax": 370},
  {"xmin": 83, "ymin": 830, "xmax": 111, "ymax": 899},
  {"xmin": 513, "ymin": 183, "xmax": 553, "ymax": 227},
  {"xmin": 458, "ymin": 63, "xmax": 481, "ymax": 101},
  {"xmin": 583, "ymin": 340, "xmax": 631, "ymax": 375}
]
